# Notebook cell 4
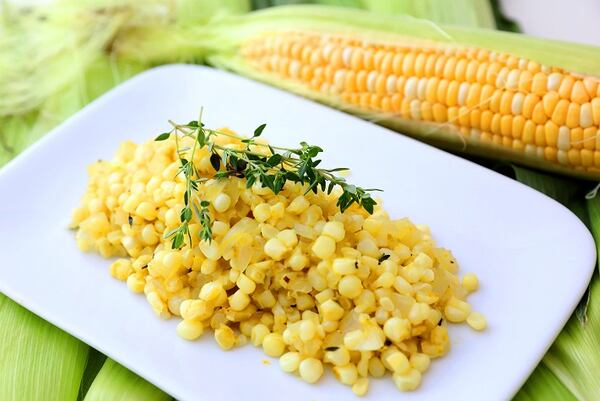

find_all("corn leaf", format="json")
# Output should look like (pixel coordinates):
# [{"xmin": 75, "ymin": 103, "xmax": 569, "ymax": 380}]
[
  {"xmin": 513, "ymin": 362, "xmax": 577, "ymax": 401},
  {"xmin": 0, "ymin": 294, "xmax": 89, "ymax": 401},
  {"xmin": 83, "ymin": 359, "xmax": 172, "ymax": 401},
  {"xmin": 77, "ymin": 349, "xmax": 107, "ymax": 401}
]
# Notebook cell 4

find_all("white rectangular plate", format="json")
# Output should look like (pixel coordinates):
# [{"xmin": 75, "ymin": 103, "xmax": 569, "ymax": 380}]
[{"xmin": 0, "ymin": 65, "xmax": 595, "ymax": 401}]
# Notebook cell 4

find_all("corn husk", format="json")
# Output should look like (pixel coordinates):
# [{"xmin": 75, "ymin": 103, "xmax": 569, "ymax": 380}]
[
  {"xmin": 515, "ymin": 363, "xmax": 578, "ymax": 401},
  {"xmin": 254, "ymin": 0, "xmax": 496, "ymax": 28},
  {"xmin": 362, "ymin": 0, "xmax": 496, "ymax": 28},
  {"xmin": 0, "ymin": 0, "xmax": 249, "ymax": 117},
  {"xmin": 0, "ymin": 57, "xmax": 144, "ymax": 166},
  {"xmin": 0, "ymin": 294, "xmax": 89, "ymax": 401},
  {"xmin": 77, "ymin": 349, "xmax": 107, "ymax": 401},
  {"xmin": 0, "ymin": 0, "xmax": 250, "ymax": 167},
  {"xmin": 83, "ymin": 359, "xmax": 172, "ymax": 401}
]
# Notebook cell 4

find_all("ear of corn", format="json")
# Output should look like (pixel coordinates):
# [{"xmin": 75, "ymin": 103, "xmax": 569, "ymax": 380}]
[
  {"xmin": 196, "ymin": 5, "xmax": 600, "ymax": 179},
  {"xmin": 0, "ymin": 294, "xmax": 89, "ymax": 401},
  {"xmin": 83, "ymin": 359, "xmax": 172, "ymax": 401}
]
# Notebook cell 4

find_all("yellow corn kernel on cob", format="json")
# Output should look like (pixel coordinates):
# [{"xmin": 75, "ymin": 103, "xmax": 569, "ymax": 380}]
[{"xmin": 206, "ymin": 5, "xmax": 600, "ymax": 179}]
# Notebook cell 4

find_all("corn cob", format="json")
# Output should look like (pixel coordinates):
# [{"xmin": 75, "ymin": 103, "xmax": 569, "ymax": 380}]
[{"xmin": 203, "ymin": 5, "xmax": 600, "ymax": 178}]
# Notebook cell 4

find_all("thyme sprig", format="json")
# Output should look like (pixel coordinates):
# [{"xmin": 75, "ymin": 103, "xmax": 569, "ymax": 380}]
[{"xmin": 156, "ymin": 111, "xmax": 381, "ymax": 249}]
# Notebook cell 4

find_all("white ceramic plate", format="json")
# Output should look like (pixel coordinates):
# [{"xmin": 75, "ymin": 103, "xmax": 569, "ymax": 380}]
[{"xmin": 0, "ymin": 65, "xmax": 595, "ymax": 401}]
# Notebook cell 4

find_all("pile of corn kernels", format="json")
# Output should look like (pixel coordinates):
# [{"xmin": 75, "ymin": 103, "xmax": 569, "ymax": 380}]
[{"xmin": 71, "ymin": 129, "xmax": 485, "ymax": 396}]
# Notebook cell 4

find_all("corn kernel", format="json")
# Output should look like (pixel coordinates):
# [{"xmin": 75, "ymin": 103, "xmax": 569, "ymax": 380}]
[
  {"xmin": 264, "ymin": 237, "xmax": 288, "ymax": 260},
  {"xmin": 126, "ymin": 274, "xmax": 145, "ymax": 293},
  {"xmin": 352, "ymin": 377, "xmax": 369, "ymax": 396},
  {"xmin": 325, "ymin": 346, "xmax": 351, "ymax": 366},
  {"xmin": 299, "ymin": 358, "xmax": 323, "ymax": 384},
  {"xmin": 200, "ymin": 282, "xmax": 225, "ymax": 303},
  {"xmin": 176, "ymin": 319, "xmax": 204, "ymax": 340},
  {"xmin": 385, "ymin": 350, "xmax": 409, "ymax": 374},
  {"xmin": 322, "ymin": 221, "xmax": 346, "ymax": 242},
  {"xmin": 467, "ymin": 312, "xmax": 487, "ymax": 331},
  {"xmin": 299, "ymin": 319, "xmax": 318, "ymax": 341},
  {"xmin": 319, "ymin": 299, "xmax": 345, "ymax": 321},
  {"xmin": 236, "ymin": 273, "xmax": 256, "ymax": 294},
  {"xmin": 462, "ymin": 273, "xmax": 479, "ymax": 292},
  {"xmin": 279, "ymin": 351, "xmax": 301, "ymax": 372},
  {"xmin": 287, "ymin": 195, "xmax": 310, "ymax": 214},
  {"xmin": 263, "ymin": 333, "xmax": 286, "ymax": 357},
  {"xmin": 333, "ymin": 364, "xmax": 358, "ymax": 385},
  {"xmin": 213, "ymin": 193, "xmax": 232, "ymax": 212},
  {"xmin": 253, "ymin": 203, "xmax": 271, "ymax": 222},
  {"xmin": 393, "ymin": 368, "xmax": 422, "ymax": 391},
  {"xmin": 136, "ymin": 201, "xmax": 158, "ymax": 220},
  {"xmin": 445, "ymin": 297, "xmax": 472, "ymax": 323},
  {"xmin": 312, "ymin": 235, "xmax": 336, "ymax": 259},
  {"xmin": 229, "ymin": 290, "xmax": 251, "ymax": 311},
  {"xmin": 332, "ymin": 257, "xmax": 357, "ymax": 275},
  {"xmin": 410, "ymin": 353, "xmax": 431, "ymax": 373},
  {"xmin": 368, "ymin": 357, "xmax": 386, "ymax": 378},
  {"xmin": 338, "ymin": 275, "xmax": 363, "ymax": 299},
  {"xmin": 215, "ymin": 325, "xmax": 236, "ymax": 350},
  {"xmin": 277, "ymin": 229, "xmax": 298, "ymax": 248},
  {"xmin": 383, "ymin": 317, "xmax": 411, "ymax": 343},
  {"xmin": 251, "ymin": 323, "xmax": 270, "ymax": 346}
]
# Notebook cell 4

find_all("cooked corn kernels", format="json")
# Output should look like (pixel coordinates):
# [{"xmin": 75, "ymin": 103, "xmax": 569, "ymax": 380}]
[{"xmin": 72, "ymin": 129, "xmax": 484, "ymax": 396}]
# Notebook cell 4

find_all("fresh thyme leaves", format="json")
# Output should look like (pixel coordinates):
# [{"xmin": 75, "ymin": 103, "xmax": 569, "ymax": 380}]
[{"xmin": 156, "ymin": 111, "xmax": 381, "ymax": 249}]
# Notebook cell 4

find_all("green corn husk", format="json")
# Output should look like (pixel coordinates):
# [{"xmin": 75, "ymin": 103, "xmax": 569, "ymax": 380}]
[
  {"xmin": 514, "ymin": 363, "xmax": 578, "ymax": 401},
  {"xmin": 0, "ymin": 0, "xmax": 247, "ymax": 118},
  {"xmin": 0, "ymin": 294, "xmax": 89, "ymax": 401},
  {"xmin": 0, "ymin": 0, "xmax": 248, "ymax": 166},
  {"xmin": 83, "ymin": 359, "xmax": 172, "ymax": 401},
  {"xmin": 0, "ymin": 56, "xmax": 145, "ymax": 166},
  {"xmin": 77, "ymin": 349, "xmax": 107, "ymax": 401}
]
